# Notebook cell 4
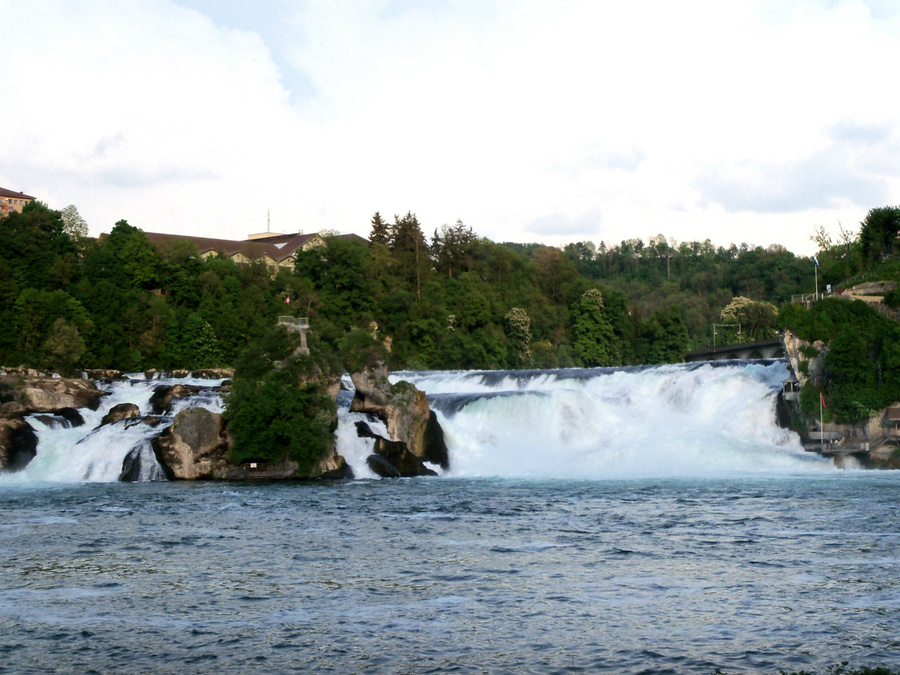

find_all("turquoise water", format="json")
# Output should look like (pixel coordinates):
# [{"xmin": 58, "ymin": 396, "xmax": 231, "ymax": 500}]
[{"xmin": 2, "ymin": 474, "xmax": 899, "ymax": 673}]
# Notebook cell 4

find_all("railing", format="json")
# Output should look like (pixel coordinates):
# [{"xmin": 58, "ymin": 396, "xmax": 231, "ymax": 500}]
[
  {"xmin": 791, "ymin": 292, "xmax": 823, "ymax": 304},
  {"xmin": 807, "ymin": 430, "xmax": 843, "ymax": 442},
  {"xmin": 277, "ymin": 316, "xmax": 309, "ymax": 330},
  {"xmin": 276, "ymin": 316, "xmax": 310, "ymax": 355}
]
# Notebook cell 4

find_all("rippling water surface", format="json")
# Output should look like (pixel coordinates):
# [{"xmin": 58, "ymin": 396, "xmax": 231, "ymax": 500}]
[{"xmin": 2, "ymin": 475, "xmax": 900, "ymax": 674}]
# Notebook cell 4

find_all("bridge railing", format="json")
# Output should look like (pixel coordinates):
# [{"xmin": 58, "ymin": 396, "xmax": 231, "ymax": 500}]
[{"xmin": 791, "ymin": 292, "xmax": 823, "ymax": 304}]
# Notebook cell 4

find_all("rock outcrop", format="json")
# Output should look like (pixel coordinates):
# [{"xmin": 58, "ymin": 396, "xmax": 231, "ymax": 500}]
[
  {"xmin": 148, "ymin": 384, "xmax": 200, "ymax": 414},
  {"xmin": 356, "ymin": 421, "xmax": 438, "ymax": 477},
  {"xmin": 100, "ymin": 403, "xmax": 141, "ymax": 427},
  {"xmin": 151, "ymin": 406, "xmax": 351, "ymax": 481},
  {"xmin": 0, "ymin": 372, "xmax": 108, "ymax": 413},
  {"xmin": 782, "ymin": 328, "xmax": 826, "ymax": 390},
  {"xmin": 0, "ymin": 415, "xmax": 37, "ymax": 472},
  {"xmin": 349, "ymin": 357, "xmax": 448, "ymax": 476},
  {"xmin": 152, "ymin": 407, "xmax": 229, "ymax": 480},
  {"xmin": 82, "ymin": 369, "xmax": 124, "ymax": 381}
]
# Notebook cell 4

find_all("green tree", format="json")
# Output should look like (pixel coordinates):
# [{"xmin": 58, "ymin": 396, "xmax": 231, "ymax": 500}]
[
  {"xmin": 640, "ymin": 306, "xmax": 689, "ymax": 364},
  {"xmin": 573, "ymin": 289, "xmax": 621, "ymax": 367},
  {"xmin": 504, "ymin": 307, "xmax": 533, "ymax": 368},
  {"xmin": 43, "ymin": 318, "xmax": 86, "ymax": 372},
  {"xmin": 369, "ymin": 212, "xmax": 390, "ymax": 246},
  {"xmin": 104, "ymin": 220, "xmax": 162, "ymax": 288},
  {"xmin": 859, "ymin": 205, "xmax": 900, "ymax": 265},
  {"xmin": 225, "ymin": 328, "xmax": 339, "ymax": 470},
  {"xmin": 720, "ymin": 296, "xmax": 778, "ymax": 342},
  {"xmin": 60, "ymin": 205, "xmax": 89, "ymax": 241}
]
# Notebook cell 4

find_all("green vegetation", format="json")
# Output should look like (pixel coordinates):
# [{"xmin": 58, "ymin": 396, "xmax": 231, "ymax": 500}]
[
  {"xmin": 776, "ymin": 204, "xmax": 900, "ymax": 424},
  {"xmin": 223, "ymin": 327, "xmax": 338, "ymax": 470},
  {"xmin": 779, "ymin": 298, "xmax": 900, "ymax": 423},
  {"xmin": 12, "ymin": 198, "xmax": 896, "ymax": 377},
  {"xmin": 0, "ymin": 204, "xmax": 298, "ymax": 371}
]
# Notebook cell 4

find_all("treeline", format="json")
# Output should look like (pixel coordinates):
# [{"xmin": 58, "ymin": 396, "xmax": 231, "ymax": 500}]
[
  {"xmin": 0, "ymin": 204, "xmax": 290, "ymax": 371},
  {"xmin": 0, "ymin": 201, "xmax": 819, "ymax": 373}
]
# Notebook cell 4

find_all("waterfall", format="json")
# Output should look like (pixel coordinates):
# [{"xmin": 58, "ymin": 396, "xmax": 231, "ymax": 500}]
[
  {"xmin": 2, "ymin": 375, "xmax": 226, "ymax": 484},
  {"xmin": 5, "ymin": 362, "xmax": 828, "ymax": 484},
  {"xmin": 378, "ymin": 360, "xmax": 829, "ymax": 479}
]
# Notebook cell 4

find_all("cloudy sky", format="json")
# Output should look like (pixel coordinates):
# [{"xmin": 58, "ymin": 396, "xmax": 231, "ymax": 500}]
[{"xmin": 2, "ymin": 0, "xmax": 899, "ymax": 254}]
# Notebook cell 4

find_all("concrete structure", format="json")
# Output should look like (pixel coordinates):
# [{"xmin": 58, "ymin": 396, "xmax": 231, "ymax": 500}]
[
  {"xmin": 683, "ymin": 337, "xmax": 784, "ymax": 363},
  {"xmin": 0, "ymin": 187, "xmax": 35, "ymax": 217},
  {"xmin": 277, "ymin": 316, "xmax": 310, "ymax": 355}
]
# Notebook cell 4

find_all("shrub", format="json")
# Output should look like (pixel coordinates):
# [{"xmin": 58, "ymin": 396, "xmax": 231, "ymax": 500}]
[
  {"xmin": 224, "ymin": 328, "xmax": 339, "ymax": 471},
  {"xmin": 339, "ymin": 328, "xmax": 388, "ymax": 374}
]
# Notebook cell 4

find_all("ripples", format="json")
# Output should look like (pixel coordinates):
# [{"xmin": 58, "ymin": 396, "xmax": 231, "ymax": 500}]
[{"xmin": 1, "ymin": 477, "xmax": 900, "ymax": 673}]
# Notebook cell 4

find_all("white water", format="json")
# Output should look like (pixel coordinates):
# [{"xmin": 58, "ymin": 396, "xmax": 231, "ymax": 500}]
[
  {"xmin": 391, "ymin": 360, "xmax": 831, "ymax": 479},
  {"xmin": 5, "ymin": 362, "xmax": 830, "ymax": 484},
  {"xmin": 2, "ymin": 375, "xmax": 225, "ymax": 484}
]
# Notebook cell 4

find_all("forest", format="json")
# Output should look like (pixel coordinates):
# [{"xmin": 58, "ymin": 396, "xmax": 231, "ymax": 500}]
[{"xmin": 0, "ymin": 200, "xmax": 837, "ymax": 374}]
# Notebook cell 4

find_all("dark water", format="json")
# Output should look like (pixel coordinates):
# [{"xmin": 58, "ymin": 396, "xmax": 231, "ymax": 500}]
[{"xmin": 2, "ymin": 475, "xmax": 900, "ymax": 674}]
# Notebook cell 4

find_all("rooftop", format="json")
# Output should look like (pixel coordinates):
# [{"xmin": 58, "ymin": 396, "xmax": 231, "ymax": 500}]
[{"xmin": 0, "ymin": 187, "xmax": 35, "ymax": 200}]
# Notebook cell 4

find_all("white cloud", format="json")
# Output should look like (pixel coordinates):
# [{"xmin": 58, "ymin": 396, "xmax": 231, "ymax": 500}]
[{"xmin": 0, "ymin": 0, "xmax": 898, "ymax": 253}]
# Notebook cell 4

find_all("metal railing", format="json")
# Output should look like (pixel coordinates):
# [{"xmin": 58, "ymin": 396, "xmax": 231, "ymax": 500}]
[
  {"xmin": 277, "ymin": 316, "xmax": 309, "ymax": 330},
  {"xmin": 790, "ymin": 292, "xmax": 823, "ymax": 304}
]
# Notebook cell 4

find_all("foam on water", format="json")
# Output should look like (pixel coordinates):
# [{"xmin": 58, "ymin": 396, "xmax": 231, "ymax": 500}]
[
  {"xmin": 391, "ymin": 360, "xmax": 830, "ymax": 479},
  {"xmin": 6, "ymin": 363, "xmax": 828, "ymax": 484},
  {"xmin": 2, "ymin": 375, "xmax": 226, "ymax": 484}
]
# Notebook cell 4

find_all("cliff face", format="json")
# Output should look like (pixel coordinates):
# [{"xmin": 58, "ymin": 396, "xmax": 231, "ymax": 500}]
[
  {"xmin": 781, "ymin": 328, "xmax": 826, "ymax": 390},
  {"xmin": 779, "ymin": 330, "xmax": 900, "ymax": 466}
]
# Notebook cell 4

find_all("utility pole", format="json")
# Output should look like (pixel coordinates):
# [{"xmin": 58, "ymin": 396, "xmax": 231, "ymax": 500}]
[{"xmin": 814, "ymin": 255, "xmax": 819, "ymax": 300}]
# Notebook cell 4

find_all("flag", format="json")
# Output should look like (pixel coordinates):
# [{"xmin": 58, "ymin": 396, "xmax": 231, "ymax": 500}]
[
  {"xmin": 285, "ymin": 296, "xmax": 291, "ymax": 305},
  {"xmin": 813, "ymin": 255, "xmax": 819, "ymax": 266},
  {"xmin": 820, "ymin": 392, "xmax": 827, "ymax": 409}
]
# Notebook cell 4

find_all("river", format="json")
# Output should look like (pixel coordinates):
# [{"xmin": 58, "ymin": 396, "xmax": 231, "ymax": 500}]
[{"xmin": 1, "ymin": 362, "xmax": 898, "ymax": 673}]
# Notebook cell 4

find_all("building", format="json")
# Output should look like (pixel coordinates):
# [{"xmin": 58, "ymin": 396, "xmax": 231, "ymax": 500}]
[
  {"xmin": 143, "ymin": 230, "xmax": 369, "ymax": 273},
  {"xmin": 0, "ymin": 187, "xmax": 35, "ymax": 217}
]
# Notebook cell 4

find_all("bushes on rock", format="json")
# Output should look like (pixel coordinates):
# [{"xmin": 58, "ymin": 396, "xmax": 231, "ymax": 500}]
[
  {"xmin": 779, "ymin": 298, "xmax": 900, "ymax": 423},
  {"xmin": 339, "ymin": 328, "xmax": 388, "ymax": 375},
  {"xmin": 223, "ymin": 327, "xmax": 338, "ymax": 470}
]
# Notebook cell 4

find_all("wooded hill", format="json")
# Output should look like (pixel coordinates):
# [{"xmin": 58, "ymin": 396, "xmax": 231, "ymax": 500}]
[{"xmin": 0, "ymin": 201, "xmax": 828, "ymax": 373}]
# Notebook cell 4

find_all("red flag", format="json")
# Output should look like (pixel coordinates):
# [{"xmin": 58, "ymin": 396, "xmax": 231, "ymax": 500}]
[{"xmin": 820, "ymin": 392, "xmax": 827, "ymax": 409}]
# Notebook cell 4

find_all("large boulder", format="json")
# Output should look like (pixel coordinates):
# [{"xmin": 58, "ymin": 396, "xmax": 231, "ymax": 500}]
[
  {"xmin": 151, "ymin": 407, "xmax": 228, "ymax": 480},
  {"xmin": 356, "ymin": 421, "xmax": 437, "ymax": 477},
  {"xmin": 350, "ymin": 360, "xmax": 448, "ymax": 470},
  {"xmin": 100, "ymin": 403, "xmax": 141, "ymax": 427},
  {"xmin": 0, "ymin": 374, "xmax": 108, "ymax": 413},
  {"xmin": 0, "ymin": 416, "xmax": 38, "ymax": 472},
  {"xmin": 149, "ymin": 384, "xmax": 200, "ymax": 415}
]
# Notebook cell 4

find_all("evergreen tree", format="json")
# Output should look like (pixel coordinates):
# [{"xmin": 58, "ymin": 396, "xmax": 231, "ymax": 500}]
[{"xmin": 369, "ymin": 211, "xmax": 390, "ymax": 246}]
